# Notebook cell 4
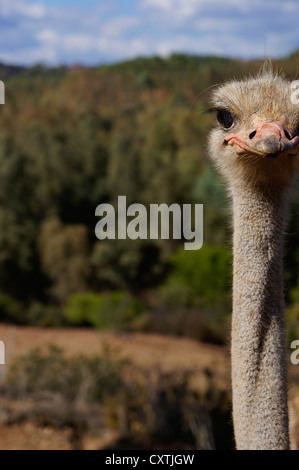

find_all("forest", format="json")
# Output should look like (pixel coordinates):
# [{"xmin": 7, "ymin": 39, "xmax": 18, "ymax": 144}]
[{"xmin": 1, "ymin": 51, "xmax": 299, "ymax": 345}]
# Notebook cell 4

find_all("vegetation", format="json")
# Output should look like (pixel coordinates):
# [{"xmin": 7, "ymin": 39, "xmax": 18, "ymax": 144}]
[
  {"xmin": 0, "ymin": 345, "xmax": 234, "ymax": 450},
  {"xmin": 65, "ymin": 291, "xmax": 142, "ymax": 330},
  {"xmin": 0, "ymin": 52, "xmax": 299, "ymax": 342}
]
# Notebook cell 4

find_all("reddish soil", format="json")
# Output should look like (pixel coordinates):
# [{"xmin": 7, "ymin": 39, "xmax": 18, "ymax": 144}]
[{"xmin": 0, "ymin": 324, "xmax": 230, "ymax": 390}]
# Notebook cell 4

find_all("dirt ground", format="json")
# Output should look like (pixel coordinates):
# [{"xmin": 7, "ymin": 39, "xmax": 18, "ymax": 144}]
[
  {"xmin": 0, "ymin": 324, "xmax": 230, "ymax": 390},
  {"xmin": 0, "ymin": 324, "xmax": 297, "ymax": 450}
]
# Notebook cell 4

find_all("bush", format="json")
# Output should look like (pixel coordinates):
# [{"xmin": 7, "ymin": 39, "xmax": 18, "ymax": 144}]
[
  {"xmin": 26, "ymin": 302, "xmax": 68, "ymax": 327},
  {"xmin": 166, "ymin": 245, "xmax": 232, "ymax": 309},
  {"xmin": 38, "ymin": 218, "xmax": 91, "ymax": 303},
  {"xmin": 150, "ymin": 245, "xmax": 232, "ymax": 344},
  {"xmin": 147, "ymin": 305, "xmax": 230, "ymax": 345},
  {"xmin": 0, "ymin": 291, "xmax": 22, "ymax": 324},
  {"xmin": 192, "ymin": 167, "xmax": 230, "ymax": 245},
  {"xmin": 286, "ymin": 306, "xmax": 299, "ymax": 344},
  {"xmin": 92, "ymin": 239, "xmax": 166, "ymax": 291},
  {"xmin": 65, "ymin": 291, "xmax": 143, "ymax": 331},
  {"xmin": 5, "ymin": 344, "xmax": 127, "ymax": 402},
  {"xmin": 2, "ymin": 345, "xmax": 234, "ymax": 450},
  {"xmin": 158, "ymin": 281, "xmax": 194, "ymax": 310},
  {"xmin": 286, "ymin": 283, "xmax": 299, "ymax": 343}
]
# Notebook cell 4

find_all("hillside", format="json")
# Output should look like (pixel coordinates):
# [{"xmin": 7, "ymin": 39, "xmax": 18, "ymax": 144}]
[{"xmin": 0, "ymin": 52, "xmax": 297, "ymax": 344}]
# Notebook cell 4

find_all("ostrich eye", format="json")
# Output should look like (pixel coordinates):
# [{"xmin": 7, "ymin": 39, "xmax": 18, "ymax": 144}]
[{"xmin": 217, "ymin": 109, "xmax": 234, "ymax": 129}]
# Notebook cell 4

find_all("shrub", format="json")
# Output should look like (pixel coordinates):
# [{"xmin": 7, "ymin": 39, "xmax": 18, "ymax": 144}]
[
  {"xmin": 26, "ymin": 302, "xmax": 68, "ymax": 327},
  {"xmin": 0, "ymin": 291, "xmax": 22, "ymax": 324},
  {"xmin": 65, "ymin": 291, "xmax": 143, "ymax": 331},
  {"xmin": 158, "ymin": 281, "xmax": 194, "ymax": 310},
  {"xmin": 286, "ymin": 306, "xmax": 299, "ymax": 344},
  {"xmin": 5, "ymin": 344, "xmax": 127, "ymax": 402},
  {"xmin": 92, "ymin": 239, "xmax": 166, "ymax": 291},
  {"xmin": 2, "ymin": 345, "xmax": 234, "ymax": 450},
  {"xmin": 147, "ymin": 306, "xmax": 230, "ymax": 345},
  {"xmin": 166, "ymin": 245, "xmax": 232, "ymax": 308},
  {"xmin": 38, "ymin": 218, "xmax": 91, "ymax": 303},
  {"xmin": 286, "ymin": 283, "xmax": 299, "ymax": 343},
  {"xmin": 152, "ymin": 245, "xmax": 232, "ymax": 344}
]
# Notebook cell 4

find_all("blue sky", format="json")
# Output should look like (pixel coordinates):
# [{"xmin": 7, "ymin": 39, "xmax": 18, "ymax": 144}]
[{"xmin": 0, "ymin": 0, "xmax": 298, "ymax": 66}]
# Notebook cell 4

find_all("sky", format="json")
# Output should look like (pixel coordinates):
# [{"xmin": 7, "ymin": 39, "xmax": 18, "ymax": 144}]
[{"xmin": 0, "ymin": 0, "xmax": 298, "ymax": 66}]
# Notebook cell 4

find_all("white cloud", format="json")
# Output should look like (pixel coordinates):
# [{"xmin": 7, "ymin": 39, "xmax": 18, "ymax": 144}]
[
  {"xmin": 0, "ymin": 45, "xmax": 57, "ymax": 64},
  {"xmin": 0, "ymin": 0, "xmax": 45, "ymax": 19},
  {"xmin": 101, "ymin": 16, "xmax": 141, "ymax": 37},
  {"xmin": 140, "ymin": 0, "xmax": 201, "ymax": 21},
  {"xmin": 37, "ymin": 30, "xmax": 96, "ymax": 54},
  {"xmin": 63, "ymin": 34, "xmax": 95, "ymax": 53},
  {"xmin": 96, "ymin": 36, "xmax": 148, "ymax": 58},
  {"xmin": 281, "ymin": 1, "xmax": 298, "ymax": 12},
  {"xmin": 36, "ymin": 29, "xmax": 59, "ymax": 44},
  {"xmin": 141, "ymin": 0, "xmax": 253, "ymax": 14},
  {"xmin": 35, "ymin": 26, "xmax": 148, "ymax": 60},
  {"xmin": 141, "ymin": 0, "xmax": 172, "ymax": 11}
]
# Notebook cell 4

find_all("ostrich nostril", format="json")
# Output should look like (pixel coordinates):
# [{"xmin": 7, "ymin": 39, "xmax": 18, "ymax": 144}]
[
  {"xmin": 249, "ymin": 130, "xmax": 256, "ymax": 139},
  {"xmin": 284, "ymin": 130, "xmax": 292, "ymax": 140}
]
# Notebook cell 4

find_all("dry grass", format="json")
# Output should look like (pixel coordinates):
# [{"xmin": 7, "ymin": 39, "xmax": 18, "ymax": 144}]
[{"xmin": 0, "ymin": 324, "xmax": 230, "ymax": 392}]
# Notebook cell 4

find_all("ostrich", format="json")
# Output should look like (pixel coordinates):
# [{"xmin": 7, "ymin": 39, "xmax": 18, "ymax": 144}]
[{"xmin": 208, "ymin": 70, "xmax": 299, "ymax": 450}]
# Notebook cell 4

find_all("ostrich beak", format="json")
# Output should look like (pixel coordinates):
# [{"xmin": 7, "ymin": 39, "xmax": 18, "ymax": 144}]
[{"xmin": 225, "ymin": 121, "xmax": 299, "ymax": 158}]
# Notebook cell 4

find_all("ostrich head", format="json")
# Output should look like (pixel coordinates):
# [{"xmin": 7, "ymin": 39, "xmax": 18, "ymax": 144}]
[{"xmin": 209, "ymin": 71, "xmax": 299, "ymax": 188}]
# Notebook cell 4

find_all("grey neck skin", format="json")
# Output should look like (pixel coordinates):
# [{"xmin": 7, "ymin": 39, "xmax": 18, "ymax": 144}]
[{"xmin": 231, "ymin": 184, "xmax": 290, "ymax": 450}]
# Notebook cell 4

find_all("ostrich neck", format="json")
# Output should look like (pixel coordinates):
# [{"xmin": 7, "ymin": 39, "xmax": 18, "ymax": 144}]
[{"xmin": 231, "ymin": 184, "xmax": 290, "ymax": 450}]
